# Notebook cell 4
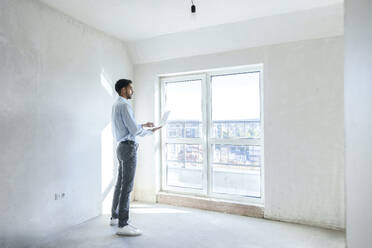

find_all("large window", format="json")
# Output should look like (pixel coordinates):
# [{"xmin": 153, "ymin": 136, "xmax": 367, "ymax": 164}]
[{"xmin": 160, "ymin": 66, "xmax": 263, "ymax": 203}]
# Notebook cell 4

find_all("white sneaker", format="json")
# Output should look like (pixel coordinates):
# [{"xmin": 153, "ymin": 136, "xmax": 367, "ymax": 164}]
[
  {"xmin": 116, "ymin": 224, "xmax": 142, "ymax": 236},
  {"xmin": 110, "ymin": 218, "xmax": 118, "ymax": 226}
]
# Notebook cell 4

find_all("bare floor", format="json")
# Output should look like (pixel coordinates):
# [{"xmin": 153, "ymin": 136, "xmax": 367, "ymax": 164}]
[{"xmin": 38, "ymin": 202, "xmax": 345, "ymax": 248}]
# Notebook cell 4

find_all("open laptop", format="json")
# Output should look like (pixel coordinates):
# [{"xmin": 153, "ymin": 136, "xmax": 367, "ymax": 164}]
[{"xmin": 155, "ymin": 110, "xmax": 171, "ymax": 128}]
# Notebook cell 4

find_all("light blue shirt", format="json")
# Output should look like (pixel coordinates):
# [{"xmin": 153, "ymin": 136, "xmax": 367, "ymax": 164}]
[{"xmin": 112, "ymin": 96, "xmax": 152, "ymax": 143}]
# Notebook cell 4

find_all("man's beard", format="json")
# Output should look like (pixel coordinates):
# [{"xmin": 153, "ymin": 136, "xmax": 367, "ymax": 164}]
[{"xmin": 125, "ymin": 90, "xmax": 132, "ymax": 99}]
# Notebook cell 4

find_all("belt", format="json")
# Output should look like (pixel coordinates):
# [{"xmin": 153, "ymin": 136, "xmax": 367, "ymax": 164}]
[{"xmin": 120, "ymin": 140, "xmax": 136, "ymax": 145}]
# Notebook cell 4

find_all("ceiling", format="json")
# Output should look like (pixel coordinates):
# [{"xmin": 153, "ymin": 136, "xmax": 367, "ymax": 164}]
[{"xmin": 39, "ymin": 0, "xmax": 343, "ymax": 41}]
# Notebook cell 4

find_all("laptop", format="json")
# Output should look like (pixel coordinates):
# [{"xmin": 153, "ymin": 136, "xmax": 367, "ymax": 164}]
[{"xmin": 156, "ymin": 110, "xmax": 171, "ymax": 128}]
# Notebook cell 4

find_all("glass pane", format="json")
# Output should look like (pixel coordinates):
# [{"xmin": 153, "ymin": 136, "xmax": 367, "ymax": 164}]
[
  {"xmin": 166, "ymin": 143, "xmax": 203, "ymax": 189},
  {"xmin": 212, "ymin": 144, "xmax": 261, "ymax": 197},
  {"xmin": 165, "ymin": 80, "xmax": 202, "ymax": 138},
  {"xmin": 211, "ymin": 72, "xmax": 261, "ymax": 139}
]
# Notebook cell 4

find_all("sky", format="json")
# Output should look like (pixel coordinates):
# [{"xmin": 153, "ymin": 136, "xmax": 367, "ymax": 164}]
[{"xmin": 165, "ymin": 72, "xmax": 261, "ymax": 121}]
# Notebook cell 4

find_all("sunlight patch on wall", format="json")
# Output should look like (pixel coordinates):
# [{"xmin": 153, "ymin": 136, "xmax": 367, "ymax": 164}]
[{"xmin": 101, "ymin": 69, "xmax": 113, "ymax": 97}]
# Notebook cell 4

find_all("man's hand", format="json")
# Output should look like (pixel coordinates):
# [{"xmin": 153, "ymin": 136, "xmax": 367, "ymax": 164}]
[
  {"xmin": 151, "ymin": 126, "xmax": 162, "ymax": 132},
  {"xmin": 142, "ymin": 122, "xmax": 154, "ymax": 128}
]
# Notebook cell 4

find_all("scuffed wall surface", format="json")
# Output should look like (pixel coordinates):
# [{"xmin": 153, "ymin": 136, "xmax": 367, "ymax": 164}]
[
  {"xmin": 0, "ymin": 0, "xmax": 132, "ymax": 246},
  {"xmin": 263, "ymin": 38, "xmax": 344, "ymax": 229}
]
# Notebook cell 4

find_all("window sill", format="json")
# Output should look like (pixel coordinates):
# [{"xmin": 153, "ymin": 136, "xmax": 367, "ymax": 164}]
[{"xmin": 156, "ymin": 192, "xmax": 264, "ymax": 218}]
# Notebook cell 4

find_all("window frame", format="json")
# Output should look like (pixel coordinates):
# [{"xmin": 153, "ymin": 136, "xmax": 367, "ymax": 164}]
[
  {"xmin": 160, "ymin": 74, "xmax": 208, "ymax": 195},
  {"xmin": 159, "ymin": 65, "xmax": 264, "ymax": 205}
]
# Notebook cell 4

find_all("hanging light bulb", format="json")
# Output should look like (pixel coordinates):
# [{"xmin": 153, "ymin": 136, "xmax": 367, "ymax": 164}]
[{"xmin": 191, "ymin": 0, "xmax": 196, "ymax": 13}]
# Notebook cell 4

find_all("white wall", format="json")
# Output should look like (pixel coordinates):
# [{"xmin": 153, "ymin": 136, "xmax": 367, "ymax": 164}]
[
  {"xmin": 0, "ymin": 0, "xmax": 132, "ymax": 246},
  {"xmin": 345, "ymin": 0, "xmax": 372, "ymax": 247},
  {"xmin": 128, "ymin": 4, "xmax": 343, "ymax": 64},
  {"xmin": 133, "ymin": 36, "xmax": 344, "ymax": 229}
]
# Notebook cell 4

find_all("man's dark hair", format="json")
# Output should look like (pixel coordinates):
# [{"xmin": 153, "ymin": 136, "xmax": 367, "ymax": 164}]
[{"xmin": 115, "ymin": 79, "xmax": 132, "ymax": 95}]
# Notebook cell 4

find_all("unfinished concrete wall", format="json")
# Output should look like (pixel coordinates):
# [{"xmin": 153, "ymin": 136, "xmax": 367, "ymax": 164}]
[
  {"xmin": 345, "ymin": 0, "xmax": 372, "ymax": 247},
  {"xmin": 133, "ymin": 36, "xmax": 344, "ymax": 229},
  {"xmin": 0, "ymin": 0, "xmax": 132, "ymax": 246}
]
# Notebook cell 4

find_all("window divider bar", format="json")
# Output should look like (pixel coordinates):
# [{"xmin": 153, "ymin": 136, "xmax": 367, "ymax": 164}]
[
  {"xmin": 165, "ymin": 138, "xmax": 203, "ymax": 144},
  {"xmin": 209, "ymin": 138, "xmax": 261, "ymax": 146},
  {"xmin": 204, "ymin": 73, "xmax": 212, "ymax": 196}
]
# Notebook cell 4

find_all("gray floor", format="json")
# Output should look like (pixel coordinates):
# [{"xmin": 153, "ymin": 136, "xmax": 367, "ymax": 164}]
[{"xmin": 38, "ymin": 202, "xmax": 345, "ymax": 248}]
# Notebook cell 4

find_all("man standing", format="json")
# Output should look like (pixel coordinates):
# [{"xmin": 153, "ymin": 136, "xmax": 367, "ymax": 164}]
[{"xmin": 110, "ymin": 79, "xmax": 161, "ymax": 236}]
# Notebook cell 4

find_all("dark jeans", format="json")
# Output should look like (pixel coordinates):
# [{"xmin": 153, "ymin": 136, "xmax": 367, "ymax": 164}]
[{"xmin": 111, "ymin": 141, "xmax": 138, "ymax": 227}]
